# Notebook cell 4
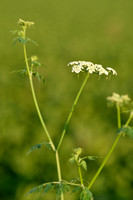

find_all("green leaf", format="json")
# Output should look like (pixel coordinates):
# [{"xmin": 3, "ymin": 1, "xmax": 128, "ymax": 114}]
[
  {"xmin": 26, "ymin": 184, "xmax": 44, "ymax": 195},
  {"xmin": 13, "ymin": 37, "xmax": 28, "ymax": 44},
  {"xmin": 13, "ymin": 36, "xmax": 37, "ymax": 45},
  {"xmin": 10, "ymin": 30, "xmax": 19, "ymax": 35},
  {"xmin": 69, "ymin": 156, "xmax": 76, "ymax": 164},
  {"xmin": 28, "ymin": 38, "xmax": 38, "ymax": 46},
  {"xmin": 9, "ymin": 67, "xmax": 27, "ymax": 76},
  {"xmin": 17, "ymin": 67, "xmax": 27, "ymax": 76},
  {"xmin": 80, "ymin": 160, "xmax": 87, "ymax": 171},
  {"xmin": 43, "ymin": 183, "xmax": 53, "ymax": 193},
  {"xmin": 45, "ymin": 142, "xmax": 53, "ymax": 150},
  {"xmin": 127, "ymin": 129, "xmax": 133, "ymax": 138},
  {"xmin": 74, "ymin": 148, "xmax": 83, "ymax": 157},
  {"xmin": 125, "ymin": 126, "xmax": 133, "ymax": 138},
  {"xmin": 32, "ymin": 60, "xmax": 41, "ymax": 67},
  {"xmin": 32, "ymin": 71, "xmax": 45, "ymax": 83},
  {"xmin": 56, "ymin": 183, "xmax": 65, "ymax": 198},
  {"xmin": 71, "ymin": 185, "xmax": 81, "ymax": 193},
  {"xmin": 56, "ymin": 183, "xmax": 70, "ymax": 198},
  {"xmin": 86, "ymin": 156, "xmax": 99, "ymax": 161},
  {"xmin": 119, "ymin": 126, "xmax": 133, "ymax": 138},
  {"xmin": 27, "ymin": 142, "xmax": 44, "ymax": 154},
  {"xmin": 26, "ymin": 182, "xmax": 53, "ymax": 196},
  {"xmin": 70, "ymin": 178, "xmax": 79, "ymax": 183},
  {"xmin": 80, "ymin": 187, "xmax": 93, "ymax": 200}
]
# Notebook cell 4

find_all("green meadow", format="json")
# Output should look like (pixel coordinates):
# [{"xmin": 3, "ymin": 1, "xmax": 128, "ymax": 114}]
[{"xmin": 0, "ymin": 0, "xmax": 133, "ymax": 199}]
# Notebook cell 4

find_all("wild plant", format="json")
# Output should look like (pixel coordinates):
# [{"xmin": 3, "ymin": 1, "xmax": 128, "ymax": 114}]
[{"xmin": 11, "ymin": 19, "xmax": 133, "ymax": 200}]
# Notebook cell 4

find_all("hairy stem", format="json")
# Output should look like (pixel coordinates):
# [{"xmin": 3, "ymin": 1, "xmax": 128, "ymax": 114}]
[
  {"xmin": 88, "ymin": 103, "xmax": 122, "ymax": 190},
  {"xmin": 57, "ymin": 73, "xmax": 89, "ymax": 151}
]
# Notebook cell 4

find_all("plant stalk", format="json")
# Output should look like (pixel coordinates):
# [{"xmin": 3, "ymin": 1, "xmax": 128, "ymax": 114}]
[
  {"xmin": 88, "ymin": 103, "xmax": 122, "ymax": 190},
  {"xmin": 22, "ymin": 26, "xmax": 55, "ymax": 151},
  {"xmin": 88, "ymin": 133, "xmax": 121, "ymax": 189},
  {"xmin": 78, "ymin": 164, "xmax": 84, "ymax": 187},
  {"xmin": 116, "ymin": 103, "xmax": 121, "ymax": 129},
  {"xmin": 22, "ymin": 26, "xmax": 64, "ymax": 200},
  {"xmin": 57, "ymin": 73, "xmax": 89, "ymax": 151},
  {"xmin": 55, "ymin": 151, "xmax": 64, "ymax": 200},
  {"xmin": 125, "ymin": 113, "xmax": 133, "ymax": 126}
]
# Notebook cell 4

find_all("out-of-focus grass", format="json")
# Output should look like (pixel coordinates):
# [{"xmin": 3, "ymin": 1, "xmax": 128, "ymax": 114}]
[{"xmin": 0, "ymin": 0, "xmax": 133, "ymax": 199}]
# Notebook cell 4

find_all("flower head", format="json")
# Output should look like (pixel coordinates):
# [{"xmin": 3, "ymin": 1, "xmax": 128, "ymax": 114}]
[
  {"xmin": 31, "ymin": 55, "xmax": 38, "ymax": 62},
  {"xmin": 106, "ymin": 67, "xmax": 117, "ymax": 75},
  {"xmin": 68, "ymin": 61, "xmax": 117, "ymax": 76},
  {"xmin": 107, "ymin": 93, "xmax": 131, "ymax": 106},
  {"xmin": 71, "ymin": 64, "xmax": 84, "ymax": 73},
  {"xmin": 18, "ymin": 19, "xmax": 34, "ymax": 27},
  {"xmin": 95, "ymin": 64, "xmax": 108, "ymax": 75}
]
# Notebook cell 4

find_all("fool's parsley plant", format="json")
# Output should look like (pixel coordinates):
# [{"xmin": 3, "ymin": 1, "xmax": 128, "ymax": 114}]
[{"xmin": 11, "ymin": 19, "xmax": 133, "ymax": 200}]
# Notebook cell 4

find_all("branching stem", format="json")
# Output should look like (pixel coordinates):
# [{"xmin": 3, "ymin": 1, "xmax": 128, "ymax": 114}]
[
  {"xmin": 78, "ymin": 164, "xmax": 84, "ymax": 187},
  {"xmin": 21, "ymin": 25, "xmax": 89, "ymax": 200},
  {"xmin": 22, "ymin": 26, "xmax": 65, "ymax": 200},
  {"xmin": 22, "ymin": 26, "xmax": 55, "ymax": 151}
]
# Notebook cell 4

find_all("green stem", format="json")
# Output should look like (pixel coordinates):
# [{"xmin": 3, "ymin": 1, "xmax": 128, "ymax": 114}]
[
  {"xmin": 78, "ymin": 164, "xmax": 84, "ymax": 187},
  {"xmin": 55, "ymin": 151, "xmax": 64, "ymax": 200},
  {"xmin": 22, "ymin": 26, "xmax": 64, "ymax": 200},
  {"xmin": 57, "ymin": 73, "xmax": 89, "ymax": 151},
  {"xmin": 88, "ymin": 133, "xmax": 121, "ymax": 189},
  {"xmin": 116, "ymin": 103, "xmax": 121, "ymax": 129},
  {"xmin": 125, "ymin": 113, "xmax": 133, "ymax": 126},
  {"xmin": 88, "ymin": 103, "xmax": 122, "ymax": 190},
  {"xmin": 22, "ymin": 26, "xmax": 55, "ymax": 151}
]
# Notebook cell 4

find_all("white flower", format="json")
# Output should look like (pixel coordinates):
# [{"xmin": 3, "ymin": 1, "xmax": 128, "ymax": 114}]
[
  {"xmin": 107, "ymin": 93, "xmax": 130, "ymax": 105},
  {"xmin": 88, "ymin": 66, "xmax": 96, "ymax": 74},
  {"xmin": 71, "ymin": 65, "xmax": 83, "ymax": 73},
  {"xmin": 106, "ymin": 67, "xmax": 117, "ymax": 75},
  {"xmin": 68, "ymin": 60, "xmax": 117, "ymax": 76},
  {"xmin": 121, "ymin": 95, "xmax": 131, "ymax": 102},
  {"xmin": 107, "ymin": 93, "xmax": 122, "ymax": 103},
  {"xmin": 68, "ymin": 61, "xmax": 79, "ymax": 66},
  {"xmin": 80, "ymin": 61, "xmax": 93, "ymax": 67},
  {"xmin": 95, "ymin": 64, "xmax": 108, "ymax": 75}
]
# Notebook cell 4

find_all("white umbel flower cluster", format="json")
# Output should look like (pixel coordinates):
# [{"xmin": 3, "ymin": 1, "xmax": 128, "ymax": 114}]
[
  {"xmin": 68, "ymin": 61, "xmax": 117, "ymax": 76},
  {"xmin": 107, "ymin": 93, "xmax": 131, "ymax": 105}
]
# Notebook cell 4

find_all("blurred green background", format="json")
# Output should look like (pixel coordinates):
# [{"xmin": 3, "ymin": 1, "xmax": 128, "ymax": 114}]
[{"xmin": 0, "ymin": 0, "xmax": 133, "ymax": 199}]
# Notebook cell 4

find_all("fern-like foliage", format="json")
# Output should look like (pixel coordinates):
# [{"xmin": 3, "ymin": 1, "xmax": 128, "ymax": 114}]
[
  {"xmin": 27, "ymin": 141, "xmax": 53, "ymax": 154},
  {"xmin": 80, "ymin": 187, "xmax": 93, "ymax": 200},
  {"xmin": 69, "ymin": 148, "xmax": 98, "ymax": 171},
  {"xmin": 26, "ymin": 180, "xmax": 93, "ymax": 200}
]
